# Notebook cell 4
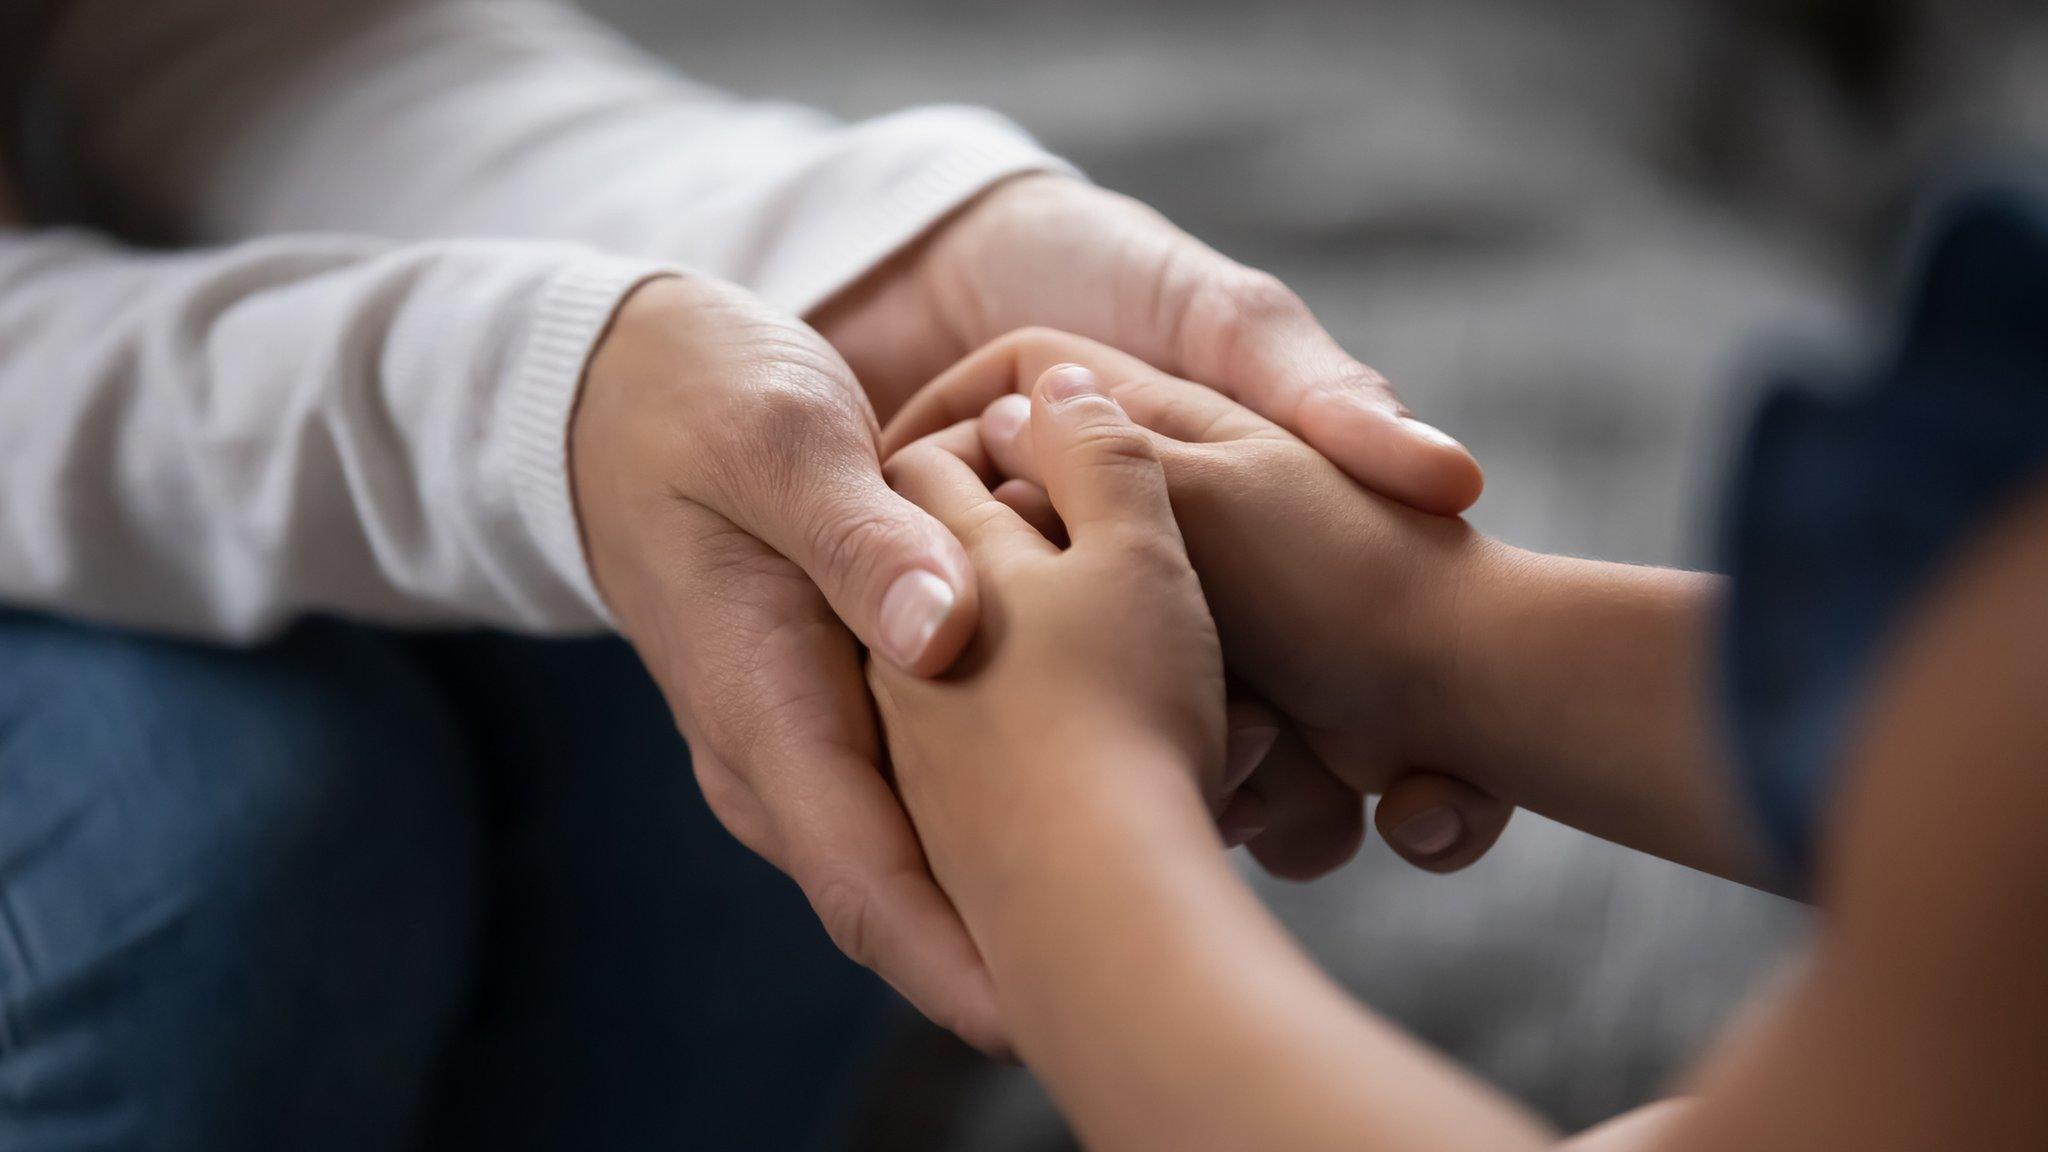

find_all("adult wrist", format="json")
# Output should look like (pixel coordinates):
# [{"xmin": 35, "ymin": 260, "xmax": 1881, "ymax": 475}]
[{"xmin": 504, "ymin": 257, "xmax": 682, "ymax": 627}]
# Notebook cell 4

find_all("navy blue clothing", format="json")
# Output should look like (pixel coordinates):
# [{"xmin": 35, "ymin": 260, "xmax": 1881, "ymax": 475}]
[
  {"xmin": 1721, "ymin": 179, "xmax": 2048, "ymax": 876},
  {"xmin": 0, "ymin": 617, "xmax": 887, "ymax": 1152}
]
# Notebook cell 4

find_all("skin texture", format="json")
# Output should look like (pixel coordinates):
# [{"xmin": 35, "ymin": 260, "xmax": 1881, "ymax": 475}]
[
  {"xmin": 872, "ymin": 352, "xmax": 2048, "ymax": 1152},
  {"xmin": 571, "ymin": 171, "xmax": 1491, "ymax": 1052}
]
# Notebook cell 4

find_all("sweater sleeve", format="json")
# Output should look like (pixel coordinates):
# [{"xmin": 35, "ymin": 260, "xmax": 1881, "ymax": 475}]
[
  {"xmin": 0, "ymin": 226, "xmax": 670, "ymax": 640},
  {"xmin": 35, "ymin": 0, "xmax": 1076, "ymax": 315}
]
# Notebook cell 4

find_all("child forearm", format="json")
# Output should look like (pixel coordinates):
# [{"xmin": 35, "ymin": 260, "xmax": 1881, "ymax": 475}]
[
  {"xmin": 1423, "ymin": 545, "xmax": 1782, "ymax": 889},
  {"xmin": 955, "ymin": 738, "xmax": 1555, "ymax": 1152}
]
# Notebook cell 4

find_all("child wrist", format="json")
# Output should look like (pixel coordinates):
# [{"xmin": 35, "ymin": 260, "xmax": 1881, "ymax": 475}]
[
  {"xmin": 1394, "ymin": 534, "xmax": 1522, "ymax": 774},
  {"xmin": 934, "ymin": 734, "xmax": 1217, "ymax": 908}
]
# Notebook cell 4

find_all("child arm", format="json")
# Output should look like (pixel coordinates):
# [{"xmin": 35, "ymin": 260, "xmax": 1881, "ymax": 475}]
[
  {"xmin": 878, "ymin": 355, "xmax": 2048, "ymax": 1152},
  {"xmin": 886, "ymin": 329, "xmax": 1779, "ymax": 888},
  {"xmin": 868, "ymin": 365, "xmax": 1555, "ymax": 1152}
]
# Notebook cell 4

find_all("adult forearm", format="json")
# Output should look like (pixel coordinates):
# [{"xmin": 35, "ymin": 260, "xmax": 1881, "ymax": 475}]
[
  {"xmin": 0, "ymin": 228, "xmax": 665, "ymax": 638},
  {"xmin": 1429, "ymin": 546, "xmax": 1781, "ymax": 888},
  {"xmin": 40, "ymin": 0, "xmax": 1066, "ymax": 315}
]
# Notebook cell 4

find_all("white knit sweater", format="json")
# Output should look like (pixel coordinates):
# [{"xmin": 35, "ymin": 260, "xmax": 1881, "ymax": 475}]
[{"xmin": 0, "ymin": 0, "xmax": 1067, "ymax": 639}]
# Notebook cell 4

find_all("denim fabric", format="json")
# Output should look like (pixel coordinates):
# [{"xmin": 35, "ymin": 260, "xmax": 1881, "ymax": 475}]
[
  {"xmin": 0, "ymin": 614, "xmax": 887, "ymax": 1151},
  {"xmin": 1721, "ymin": 177, "xmax": 2048, "ymax": 876}
]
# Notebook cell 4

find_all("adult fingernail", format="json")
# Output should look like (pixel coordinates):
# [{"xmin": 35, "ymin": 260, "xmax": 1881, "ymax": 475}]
[
  {"xmin": 982, "ymin": 393, "xmax": 1030, "ymax": 448},
  {"xmin": 1399, "ymin": 416, "xmax": 1466, "ymax": 452},
  {"xmin": 1039, "ymin": 363, "xmax": 1109, "ymax": 407},
  {"xmin": 1389, "ymin": 806, "xmax": 1463, "ymax": 858},
  {"xmin": 879, "ymin": 568, "xmax": 955, "ymax": 667},
  {"xmin": 1224, "ymin": 725, "xmax": 1279, "ymax": 787}
]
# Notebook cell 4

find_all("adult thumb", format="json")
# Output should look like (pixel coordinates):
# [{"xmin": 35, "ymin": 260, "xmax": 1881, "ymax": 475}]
[
  {"xmin": 702, "ymin": 384, "xmax": 980, "ymax": 677},
  {"xmin": 785, "ymin": 472, "xmax": 981, "ymax": 677}
]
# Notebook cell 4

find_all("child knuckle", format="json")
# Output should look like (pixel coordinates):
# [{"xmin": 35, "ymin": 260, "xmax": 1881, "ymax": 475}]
[
  {"xmin": 1111, "ymin": 524, "xmax": 1192, "ymax": 576},
  {"xmin": 1073, "ymin": 420, "xmax": 1159, "ymax": 467}
]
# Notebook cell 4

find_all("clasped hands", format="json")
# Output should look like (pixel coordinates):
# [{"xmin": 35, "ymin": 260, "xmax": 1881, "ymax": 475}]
[
  {"xmin": 570, "ymin": 174, "xmax": 1507, "ymax": 1053},
  {"xmin": 869, "ymin": 330, "xmax": 1518, "ymax": 965}
]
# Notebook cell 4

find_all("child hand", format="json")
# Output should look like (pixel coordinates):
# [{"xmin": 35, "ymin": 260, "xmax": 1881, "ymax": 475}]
[
  {"xmin": 884, "ymin": 330, "xmax": 1514, "ymax": 871},
  {"xmin": 867, "ymin": 365, "xmax": 1228, "ymax": 901}
]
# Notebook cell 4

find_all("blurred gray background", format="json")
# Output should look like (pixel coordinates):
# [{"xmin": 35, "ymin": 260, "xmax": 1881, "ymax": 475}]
[{"xmin": 582, "ymin": 1, "xmax": 2047, "ymax": 1146}]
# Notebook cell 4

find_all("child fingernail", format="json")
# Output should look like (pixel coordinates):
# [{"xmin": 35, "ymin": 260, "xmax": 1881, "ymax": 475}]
[
  {"xmin": 1218, "ymin": 797, "xmax": 1268, "ymax": 847},
  {"xmin": 1399, "ymin": 417, "xmax": 1465, "ymax": 452},
  {"xmin": 1039, "ymin": 363, "xmax": 1107, "ymax": 406},
  {"xmin": 1224, "ymin": 725, "xmax": 1279, "ymax": 787},
  {"xmin": 1389, "ymin": 806, "xmax": 1463, "ymax": 858},
  {"xmin": 878, "ymin": 568, "xmax": 955, "ymax": 668}
]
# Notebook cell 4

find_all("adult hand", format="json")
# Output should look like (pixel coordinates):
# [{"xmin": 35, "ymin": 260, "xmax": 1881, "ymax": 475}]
[
  {"xmin": 571, "ymin": 275, "xmax": 1005, "ymax": 1050},
  {"xmin": 573, "ymin": 274, "xmax": 1362, "ymax": 1049},
  {"xmin": 813, "ymin": 173, "xmax": 1484, "ymax": 515}
]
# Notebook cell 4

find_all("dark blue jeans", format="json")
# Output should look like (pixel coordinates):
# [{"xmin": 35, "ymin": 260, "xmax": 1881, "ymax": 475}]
[{"xmin": 0, "ymin": 613, "xmax": 888, "ymax": 1151}]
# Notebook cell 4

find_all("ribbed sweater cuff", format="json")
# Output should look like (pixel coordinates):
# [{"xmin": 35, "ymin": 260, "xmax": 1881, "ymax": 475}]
[{"xmin": 502, "ymin": 256, "xmax": 678, "ymax": 626}]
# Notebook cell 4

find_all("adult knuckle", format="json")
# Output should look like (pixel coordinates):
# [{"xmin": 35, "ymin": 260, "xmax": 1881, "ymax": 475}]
[
  {"xmin": 1328, "ymin": 355, "xmax": 1397, "ymax": 404},
  {"xmin": 674, "ymin": 673, "xmax": 754, "ymax": 766},
  {"xmin": 744, "ymin": 366, "xmax": 858, "ymax": 451},
  {"xmin": 807, "ymin": 871, "xmax": 879, "ymax": 967},
  {"xmin": 1227, "ymin": 268, "xmax": 1302, "ymax": 322},
  {"xmin": 809, "ymin": 504, "xmax": 914, "ymax": 592},
  {"xmin": 702, "ymin": 368, "xmax": 871, "ymax": 504},
  {"xmin": 691, "ymin": 755, "xmax": 775, "ymax": 853},
  {"xmin": 1179, "ymin": 267, "xmax": 1301, "ymax": 376},
  {"xmin": 704, "ymin": 324, "xmax": 860, "ymax": 433}
]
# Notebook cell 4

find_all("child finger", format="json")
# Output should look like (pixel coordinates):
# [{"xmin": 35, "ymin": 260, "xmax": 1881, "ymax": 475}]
[
  {"xmin": 1027, "ymin": 364, "xmax": 1178, "ymax": 549},
  {"xmin": 980, "ymin": 393, "xmax": 1039, "ymax": 483},
  {"xmin": 990, "ymin": 478, "xmax": 1067, "ymax": 546},
  {"xmin": 1217, "ymin": 790, "xmax": 1269, "ymax": 848},
  {"xmin": 1098, "ymin": 365, "xmax": 1286, "ymax": 446},
  {"xmin": 1241, "ymin": 725, "xmax": 1368, "ymax": 880},
  {"xmin": 987, "ymin": 329, "xmax": 1281, "ymax": 443},
  {"xmin": 1222, "ymin": 693, "xmax": 1283, "ymax": 795},
  {"xmin": 884, "ymin": 432, "xmax": 1056, "ymax": 563},
  {"xmin": 1374, "ymin": 772, "xmax": 1515, "ymax": 873},
  {"xmin": 904, "ymin": 415, "xmax": 1004, "ymax": 486},
  {"xmin": 884, "ymin": 327, "xmax": 1284, "ymax": 458}
]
